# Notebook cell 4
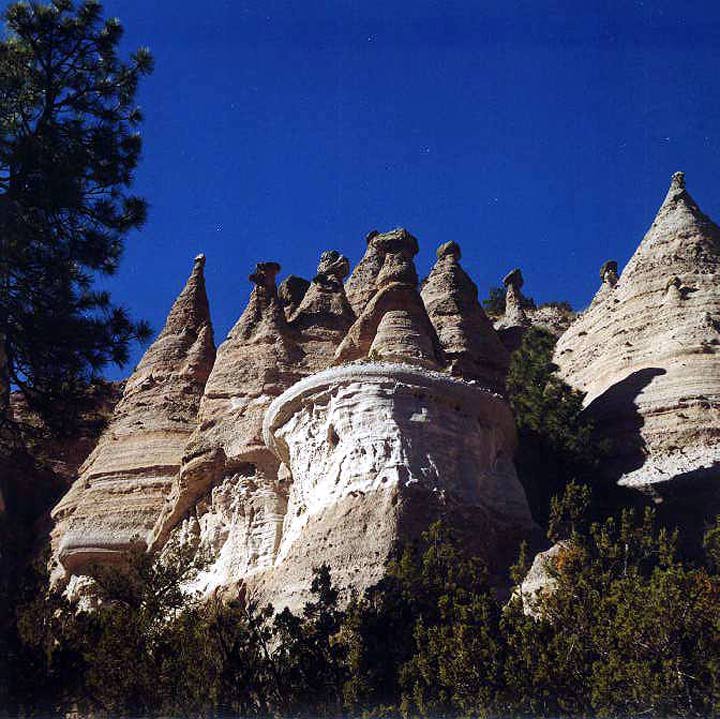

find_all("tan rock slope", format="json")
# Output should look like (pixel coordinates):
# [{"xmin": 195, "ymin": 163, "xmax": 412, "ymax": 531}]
[
  {"xmin": 421, "ymin": 241, "xmax": 509, "ymax": 392},
  {"xmin": 52, "ymin": 255, "xmax": 215, "ymax": 575},
  {"xmin": 555, "ymin": 172, "xmax": 720, "ymax": 491},
  {"xmin": 151, "ymin": 251, "xmax": 356, "ymax": 596},
  {"xmin": 50, "ymin": 228, "xmax": 533, "ymax": 609}
]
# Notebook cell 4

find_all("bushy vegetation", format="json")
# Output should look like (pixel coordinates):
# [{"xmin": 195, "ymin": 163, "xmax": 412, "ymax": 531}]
[
  {"xmin": 4, "ymin": 493, "xmax": 720, "ymax": 718},
  {"xmin": 507, "ymin": 326, "xmax": 609, "ymax": 524}
]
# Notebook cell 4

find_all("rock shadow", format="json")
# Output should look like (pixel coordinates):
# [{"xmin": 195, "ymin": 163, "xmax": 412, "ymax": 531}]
[{"xmin": 584, "ymin": 367, "xmax": 667, "ymax": 511}]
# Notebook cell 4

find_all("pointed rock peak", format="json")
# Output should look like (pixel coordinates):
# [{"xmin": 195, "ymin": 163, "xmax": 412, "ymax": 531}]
[
  {"xmin": 671, "ymin": 170, "xmax": 685, "ymax": 191},
  {"xmin": 314, "ymin": 250, "xmax": 350, "ymax": 289},
  {"xmin": 436, "ymin": 240, "xmax": 461, "ymax": 260},
  {"xmin": 600, "ymin": 260, "xmax": 618, "ymax": 286},
  {"xmin": 345, "ymin": 228, "xmax": 419, "ymax": 314},
  {"xmin": 233, "ymin": 261, "xmax": 289, "ymax": 342},
  {"xmin": 422, "ymin": 241, "xmax": 508, "ymax": 389},
  {"xmin": 377, "ymin": 250, "xmax": 419, "ymax": 288},
  {"xmin": 250, "ymin": 261, "xmax": 281, "ymax": 289},
  {"xmin": 159, "ymin": 253, "xmax": 212, "ymax": 338},
  {"xmin": 501, "ymin": 267, "xmax": 528, "ymax": 328},
  {"xmin": 657, "ymin": 170, "xmax": 705, "ymax": 218},
  {"xmin": 278, "ymin": 275, "xmax": 310, "ymax": 317}
]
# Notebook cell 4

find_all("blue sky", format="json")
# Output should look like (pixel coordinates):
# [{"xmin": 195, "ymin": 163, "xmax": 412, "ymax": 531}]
[{"xmin": 52, "ymin": 1, "xmax": 720, "ymax": 374}]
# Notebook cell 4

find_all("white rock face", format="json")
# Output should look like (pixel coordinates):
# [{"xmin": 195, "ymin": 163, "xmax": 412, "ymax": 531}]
[
  {"xmin": 555, "ymin": 173, "xmax": 720, "ymax": 491},
  {"xmin": 172, "ymin": 467, "xmax": 287, "ymax": 597},
  {"xmin": 259, "ymin": 362, "xmax": 536, "ymax": 609}
]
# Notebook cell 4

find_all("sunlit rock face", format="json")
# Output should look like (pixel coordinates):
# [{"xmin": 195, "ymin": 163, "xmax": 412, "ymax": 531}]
[
  {"xmin": 259, "ymin": 363, "xmax": 534, "ymax": 609},
  {"xmin": 47, "ymin": 227, "xmax": 538, "ymax": 609},
  {"xmin": 555, "ymin": 172, "xmax": 720, "ymax": 498},
  {"xmin": 421, "ymin": 241, "xmax": 509, "ymax": 393},
  {"xmin": 152, "ymin": 250, "xmax": 356, "ymax": 594},
  {"xmin": 52, "ymin": 255, "xmax": 215, "ymax": 576}
]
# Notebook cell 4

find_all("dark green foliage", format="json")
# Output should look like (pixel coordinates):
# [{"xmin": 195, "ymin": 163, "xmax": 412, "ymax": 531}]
[
  {"xmin": 507, "ymin": 326, "xmax": 608, "ymax": 524},
  {"xmin": 0, "ymin": 1, "xmax": 152, "ymax": 431},
  {"xmin": 6, "ymin": 506, "xmax": 720, "ymax": 717}
]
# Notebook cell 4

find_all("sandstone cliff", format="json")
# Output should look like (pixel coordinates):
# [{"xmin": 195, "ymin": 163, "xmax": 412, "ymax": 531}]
[
  {"xmin": 554, "ymin": 172, "xmax": 720, "ymax": 503},
  {"xmin": 51, "ymin": 255, "xmax": 214, "ymax": 577}
]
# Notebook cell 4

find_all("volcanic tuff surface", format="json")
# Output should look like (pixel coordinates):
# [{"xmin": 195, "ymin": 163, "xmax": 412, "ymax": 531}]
[
  {"xmin": 555, "ymin": 172, "xmax": 720, "ymax": 497},
  {"xmin": 48, "ymin": 228, "xmax": 538, "ymax": 608},
  {"xmin": 47, "ymin": 174, "xmax": 720, "ymax": 607},
  {"xmin": 51, "ymin": 255, "xmax": 214, "ymax": 576}
]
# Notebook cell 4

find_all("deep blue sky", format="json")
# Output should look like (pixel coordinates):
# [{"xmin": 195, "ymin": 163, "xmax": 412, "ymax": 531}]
[{"xmin": 44, "ymin": 1, "xmax": 720, "ymax": 375}]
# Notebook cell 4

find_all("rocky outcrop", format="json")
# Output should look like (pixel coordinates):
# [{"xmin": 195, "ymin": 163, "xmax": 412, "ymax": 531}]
[
  {"xmin": 52, "ymin": 255, "xmax": 215, "ymax": 576},
  {"xmin": 421, "ymin": 241, "xmax": 509, "ymax": 391},
  {"xmin": 260, "ymin": 236, "xmax": 537, "ymax": 609},
  {"xmin": 150, "ymin": 261, "xmax": 301, "ymax": 562},
  {"xmin": 344, "ymin": 228, "xmax": 419, "ymax": 314},
  {"xmin": 555, "ymin": 172, "xmax": 720, "ymax": 501},
  {"xmin": 336, "ymin": 241, "xmax": 442, "ymax": 368},
  {"xmin": 495, "ymin": 268, "xmax": 531, "ymax": 352},
  {"xmin": 290, "ymin": 250, "xmax": 356, "ymax": 371},
  {"xmin": 278, "ymin": 275, "xmax": 310, "ymax": 318}
]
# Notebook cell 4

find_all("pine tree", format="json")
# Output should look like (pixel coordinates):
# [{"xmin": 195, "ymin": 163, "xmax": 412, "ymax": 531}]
[{"xmin": 0, "ymin": 0, "xmax": 152, "ymax": 432}]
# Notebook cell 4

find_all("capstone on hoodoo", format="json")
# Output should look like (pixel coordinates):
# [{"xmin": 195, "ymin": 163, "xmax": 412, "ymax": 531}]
[{"xmin": 555, "ymin": 172, "xmax": 720, "ymax": 514}]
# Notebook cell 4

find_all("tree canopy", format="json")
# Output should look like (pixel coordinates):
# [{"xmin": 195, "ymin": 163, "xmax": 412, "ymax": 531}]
[{"xmin": 0, "ymin": 0, "xmax": 152, "ymax": 431}]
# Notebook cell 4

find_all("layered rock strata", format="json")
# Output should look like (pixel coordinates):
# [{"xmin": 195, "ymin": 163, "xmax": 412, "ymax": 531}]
[
  {"xmin": 421, "ymin": 241, "xmax": 509, "ymax": 392},
  {"xmin": 555, "ymin": 172, "xmax": 720, "ymax": 495},
  {"xmin": 152, "ymin": 251, "xmax": 356, "ymax": 595},
  {"xmin": 259, "ymin": 243, "xmax": 535, "ymax": 609},
  {"xmin": 495, "ymin": 268, "xmax": 531, "ymax": 351},
  {"xmin": 52, "ymin": 255, "xmax": 215, "ymax": 575},
  {"xmin": 344, "ymin": 228, "xmax": 419, "ymax": 314}
]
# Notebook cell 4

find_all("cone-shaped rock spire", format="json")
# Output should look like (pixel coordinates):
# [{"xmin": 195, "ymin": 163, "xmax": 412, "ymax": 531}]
[
  {"xmin": 555, "ymin": 172, "xmax": 720, "ymax": 491},
  {"xmin": 421, "ymin": 241, "xmax": 509, "ymax": 391},
  {"xmin": 290, "ymin": 250, "xmax": 356, "ymax": 372},
  {"xmin": 150, "ymin": 261, "xmax": 303, "ymax": 552},
  {"xmin": 344, "ymin": 228, "xmax": 419, "ymax": 314},
  {"xmin": 335, "ymin": 232, "xmax": 443, "ymax": 368},
  {"xmin": 52, "ymin": 255, "xmax": 215, "ymax": 575}
]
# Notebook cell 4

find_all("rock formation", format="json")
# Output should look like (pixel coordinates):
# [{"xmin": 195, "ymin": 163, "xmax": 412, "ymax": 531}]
[
  {"xmin": 495, "ymin": 268, "xmax": 531, "ymax": 351},
  {"xmin": 421, "ymin": 241, "xmax": 509, "ymax": 392},
  {"xmin": 52, "ymin": 255, "xmax": 214, "ymax": 576},
  {"xmin": 554, "ymin": 172, "xmax": 720, "ymax": 504},
  {"xmin": 150, "ymin": 250, "xmax": 356, "ymax": 596},
  {"xmin": 260, "ymin": 238, "xmax": 535, "ymax": 608},
  {"xmin": 278, "ymin": 275, "xmax": 310, "ymax": 318},
  {"xmin": 344, "ymin": 228, "xmax": 419, "ymax": 314},
  {"xmin": 45, "ymin": 229, "xmax": 542, "ymax": 609}
]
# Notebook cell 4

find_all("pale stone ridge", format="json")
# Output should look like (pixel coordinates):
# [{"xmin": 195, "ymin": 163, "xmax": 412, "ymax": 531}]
[
  {"xmin": 152, "ymin": 251, "xmax": 356, "ymax": 593},
  {"xmin": 421, "ymin": 241, "xmax": 509, "ymax": 391},
  {"xmin": 554, "ymin": 172, "xmax": 720, "ymax": 490},
  {"xmin": 259, "ymin": 363, "xmax": 536, "ymax": 609},
  {"xmin": 336, "ymin": 241, "xmax": 443, "ymax": 368},
  {"xmin": 52, "ymin": 255, "xmax": 215, "ymax": 575}
]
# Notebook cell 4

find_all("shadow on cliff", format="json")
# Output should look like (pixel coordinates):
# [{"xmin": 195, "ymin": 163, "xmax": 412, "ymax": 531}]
[{"xmin": 584, "ymin": 367, "xmax": 667, "ymax": 513}]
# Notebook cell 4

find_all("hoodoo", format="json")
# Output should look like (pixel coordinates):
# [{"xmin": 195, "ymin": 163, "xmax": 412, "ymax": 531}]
[
  {"xmin": 261, "ymin": 236, "xmax": 535, "ymax": 608},
  {"xmin": 555, "ymin": 172, "xmax": 720, "ymax": 499},
  {"xmin": 421, "ymin": 241, "xmax": 510, "ymax": 393},
  {"xmin": 52, "ymin": 255, "xmax": 215, "ymax": 575},
  {"xmin": 50, "ymin": 230, "xmax": 536, "ymax": 609}
]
